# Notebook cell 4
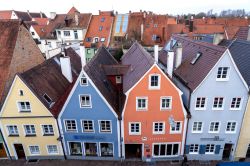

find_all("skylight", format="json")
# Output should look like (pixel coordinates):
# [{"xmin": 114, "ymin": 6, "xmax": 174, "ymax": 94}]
[{"xmin": 190, "ymin": 52, "xmax": 202, "ymax": 65}]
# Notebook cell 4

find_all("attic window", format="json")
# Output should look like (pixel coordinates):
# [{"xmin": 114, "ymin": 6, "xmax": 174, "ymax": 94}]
[
  {"xmin": 80, "ymin": 76, "xmax": 88, "ymax": 86},
  {"xmin": 116, "ymin": 76, "xmax": 122, "ymax": 84},
  {"xmin": 190, "ymin": 52, "xmax": 202, "ymax": 65},
  {"xmin": 43, "ymin": 93, "xmax": 52, "ymax": 104},
  {"xmin": 19, "ymin": 90, "xmax": 24, "ymax": 96}
]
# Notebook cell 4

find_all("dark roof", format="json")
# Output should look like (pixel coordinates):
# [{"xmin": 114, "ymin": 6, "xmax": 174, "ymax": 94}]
[
  {"xmin": 234, "ymin": 26, "xmax": 249, "ymax": 40},
  {"xmin": 19, "ymin": 48, "xmax": 81, "ymax": 117},
  {"xmin": 29, "ymin": 12, "xmax": 47, "ymax": 18},
  {"xmin": 14, "ymin": 11, "xmax": 32, "ymax": 21},
  {"xmin": 84, "ymin": 46, "xmax": 121, "ymax": 116},
  {"xmin": 158, "ymin": 49, "xmax": 168, "ymax": 66},
  {"xmin": 173, "ymin": 34, "xmax": 227, "ymax": 91},
  {"xmin": 102, "ymin": 65, "xmax": 130, "ymax": 75},
  {"xmin": 223, "ymin": 39, "xmax": 250, "ymax": 87},
  {"xmin": 121, "ymin": 42, "xmax": 155, "ymax": 93},
  {"xmin": 58, "ymin": 13, "xmax": 92, "ymax": 29}
]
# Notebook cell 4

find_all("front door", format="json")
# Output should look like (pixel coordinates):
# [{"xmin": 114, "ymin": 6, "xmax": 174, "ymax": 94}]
[
  {"xmin": 223, "ymin": 144, "xmax": 233, "ymax": 160},
  {"xmin": 125, "ymin": 144, "xmax": 142, "ymax": 159},
  {"xmin": 14, "ymin": 144, "xmax": 25, "ymax": 159},
  {"xmin": 0, "ymin": 143, "xmax": 7, "ymax": 158}
]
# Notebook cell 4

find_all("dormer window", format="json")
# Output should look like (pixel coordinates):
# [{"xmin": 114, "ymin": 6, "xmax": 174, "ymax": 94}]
[
  {"xmin": 43, "ymin": 94, "xmax": 52, "ymax": 105},
  {"xmin": 216, "ymin": 67, "xmax": 230, "ymax": 81},
  {"xmin": 116, "ymin": 76, "xmax": 122, "ymax": 84},
  {"xmin": 149, "ymin": 74, "xmax": 160, "ymax": 90},
  {"xmin": 64, "ymin": 31, "xmax": 70, "ymax": 36},
  {"xmin": 191, "ymin": 52, "xmax": 202, "ymax": 65},
  {"xmin": 80, "ymin": 76, "xmax": 88, "ymax": 86}
]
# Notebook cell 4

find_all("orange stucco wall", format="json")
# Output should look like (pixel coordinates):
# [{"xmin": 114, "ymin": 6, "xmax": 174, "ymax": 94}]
[{"xmin": 123, "ymin": 65, "xmax": 185, "ymax": 158}]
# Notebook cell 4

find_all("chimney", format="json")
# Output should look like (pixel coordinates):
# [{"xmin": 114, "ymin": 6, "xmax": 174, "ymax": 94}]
[
  {"xmin": 247, "ymin": 25, "xmax": 250, "ymax": 41},
  {"xmin": 44, "ymin": 42, "xmax": 50, "ymax": 59},
  {"xmin": 50, "ymin": 12, "xmax": 56, "ymax": 20},
  {"xmin": 189, "ymin": 19, "xmax": 194, "ymax": 32},
  {"xmin": 167, "ymin": 51, "xmax": 174, "ymax": 78},
  {"xmin": 79, "ymin": 45, "xmax": 86, "ymax": 67},
  {"xmin": 175, "ymin": 43, "xmax": 182, "ymax": 69},
  {"xmin": 40, "ymin": 11, "xmax": 43, "ymax": 18},
  {"xmin": 60, "ymin": 53, "xmax": 73, "ymax": 83},
  {"xmin": 154, "ymin": 45, "xmax": 159, "ymax": 63},
  {"xmin": 75, "ymin": 11, "xmax": 79, "ymax": 26},
  {"xmin": 143, "ymin": 11, "xmax": 146, "ymax": 18},
  {"xmin": 141, "ymin": 24, "xmax": 144, "ymax": 41}
]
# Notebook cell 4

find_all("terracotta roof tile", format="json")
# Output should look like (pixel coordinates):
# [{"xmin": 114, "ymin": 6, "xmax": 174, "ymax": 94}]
[
  {"xmin": 67, "ymin": 7, "xmax": 79, "ymax": 15},
  {"xmin": 0, "ymin": 10, "xmax": 12, "ymax": 19}
]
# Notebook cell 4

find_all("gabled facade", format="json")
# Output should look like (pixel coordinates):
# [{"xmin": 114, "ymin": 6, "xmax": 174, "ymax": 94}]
[
  {"xmin": 171, "ymin": 35, "xmax": 249, "ymax": 161},
  {"xmin": 0, "ymin": 48, "xmax": 81, "ymax": 160},
  {"xmin": 121, "ymin": 42, "xmax": 187, "ymax": 161},
  {"xmin": 58, "ymin": 47, "xmax": 121, "ymax": 160}
]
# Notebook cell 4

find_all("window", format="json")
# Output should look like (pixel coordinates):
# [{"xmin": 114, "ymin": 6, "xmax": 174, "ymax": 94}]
[
  {"xmin": 195, "ymin": 97, "xmax": 206, "ymax": 110},
  {"xmin": 100, "ymin": 143, "xmax": 113, "ymax": 157},
  {"xmin": 129, "ymin": 122, "xmax": 141, "ymax": 135},
  {"xmin": 86, "ymin": 37, "xmax": 92, "ymax": 42},
  {"xmin": 7, "ymin": 125, "xmax": 19, "ymax": 136},
  {"xmin": 65, "ymin": 120, "xmax": 77, "ymax": 132},
  {"xmin": 69, "ymin": 142, "xmax": 82, "ymax": 155},
  {"xmin": 84, "ymin": 143, "xmax": 97, "ymax": 156},
  {"xmin": 87, "ymin": 49, "xmax": 91, "ymax": 54},
  {"xmin": 74, "ymin": 30, "xmax": 78, "ymax": 39},
  {"xmin": 160, "ymin": 97, "xmax": 172, "ymax": 110},
  {"xmin": 230, "ymin": 97, "xmax": 242, "ymax": 110},
  {"xmin": 149, "ymin": 74, "xmax": 160, "ymax": 89},
  {"xmin": 101, "ymin": 17, "xmax": 105, "ymax": 22},
  {"xmin": 99, "ymin": 121, "xmax": 111, "ymax": 133},
  {"xmin": 170, "ymin": 122, "xmax": 182, "ymax": 133},
  {"xmin": 80, "ymin": 76, "xmax": 88, "ymax": 86},
  {"xmin": 189, "ymin": 144, "xmax": 199, "ymax": 154},
  {"xmin": 48, "ymin": 42, "xmax": 52, "ymax": 48},
  {"xmin": 57, "ymin": 31, "xmax": 61, "ymax": 36},
  {"xmin": 31, "ymin": 32, "xmax": 35, "ymax": 36},
  {"xmin": 191, "ymin": 52, "xmax": 202, "ymax": 65},
  {"xmin": 136, "ymin": 97, "xmax": 148, "ymax": 110},
  {"xmin": 94, "ymin": 38, "xmax": 99, "ymax": 43},
  {"xmin": 18, "ymin": 102, "xmax": 31, "ymax": 112},
  {"xmin": 43, "ymin": 94, "xmax": 52, "ymax": 105},
  {"xmin": 99, "ymin": 26, "xmax": 103, "ymax": 31},
  {"xmin": 47, "ymin": 145, "xmax": 58, "ymax": 154},
  {"xmin": 29, "ymin": 146, "xmax": 40, "ymax": 155},
  {"xmin": 19, "ymin": 90, "xmax": 24, "ymax": 96},
  {"xmin": 42, "ymin": 125, "xmax": 54, "ymax": 136},
  {"xmin": 153, "ymin": 143, "xmax": 179, "ymax": 157},
  {"xmin": 205, "ymin": 144, "xmax": 215, "ymax": 154},
  {"xmin": 213, "ymin": 97, "xmax": 224, "ymax": 110},
  {"xmin": 24, "ymin": 125, "xmax": 36, "ymax": 136},
  {"xmin": 226, "ymin": 122, "xmax": 237, "ymax": 133},
  {"xmin": 153, "ymin": 122, "xmax": 165, "ymax": 134},
  {"xmin": 209, "ymin": 122, "xmax": 220, "ymax": 133},
  {"xmin": 152, "ymin": 34, "xmax": 157, "ymax": 41},
  {"xmin": 82, "ymin": 120, "xmax": 94, "ymax": 132},
  {"xmin": 115, "ymin": 76, "xmax": 122, "ymax": 84},
  {"xmin": 94, "ymin": 49, "xmax": 98, "ymax": 54},
  {"xmin": 64, "ymin": 31, "xmax": 70, "ymax": 36},
  {"xmin": 154, "ymin": 24, "xmax": 158, "ymax": 28},
  {"xmin": 217, "ymin": 67, "xmax": 229, "ymax": 80},
  {"xmin": 100, "ymin": 38, "xmax": 105, "ymax": 42},
  {"xmin": 80, "ymin": 95, "xmax": 91, "ymax": 108},
  {"xmin": 246, "ymin": 144, "xmax": 250, "ymax": 158},
  {"xmin": 192, "ymin": 122, "xmax": 203, "ymax": 133}
]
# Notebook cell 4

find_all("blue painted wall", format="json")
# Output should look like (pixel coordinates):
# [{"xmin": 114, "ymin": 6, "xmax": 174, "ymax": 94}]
[{"xmin": 59, "ymin": 71, "xmax": 120, "ymax": 160}]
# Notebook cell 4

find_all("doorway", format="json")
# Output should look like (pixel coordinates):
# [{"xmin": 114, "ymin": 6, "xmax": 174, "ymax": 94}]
[
  {"xmin": 0, "ymin": 143, "xmax": 7, "ymax": 158},
  {"xmin": 14, "ymin": 144, "xmax": 25, "ymax": 159},
  {"xmin": 125, "ymin": 144, "xmax": 142, "ymax": 159},
  {"xmin": 223, "ymin": 144, "xmax": 233, "ymax": 160}
]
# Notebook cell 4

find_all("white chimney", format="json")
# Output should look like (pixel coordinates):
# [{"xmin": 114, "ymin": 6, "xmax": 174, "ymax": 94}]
[
  {"xmin": 154, "ymin": 45, "xmax": 159, "ymax": 63},
  {"xmin": 60, "ymin": 56, "xmax": 73, "ymax": 83},
  {"xmin": 79, "ymin": 45, "xmax": 86, "ymax": 67},
  {"xmin": 167, "ymin": 51, "xmax": 174, "ymax": 78},
  {"xmin": 44, "ymin": 44, "xmax": 50, "ymax": 59},
  {"xmin": 141, "ymin": 24, "xmax": 144, "ymax": 41},
  {"xmin": 75, "ymin": 12, "xmax": 79, "ymax": 26},
  {"xmin": 50, "ymin": 12, "xmax": 56, "ymax": 20},
  {"xmin": 175, "ymin": 43, "xmax": 182, "ymax": 69}
]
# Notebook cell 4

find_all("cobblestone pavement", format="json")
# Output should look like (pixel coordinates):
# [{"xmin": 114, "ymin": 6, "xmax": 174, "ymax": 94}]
[{"xmin": 0, "ymin": 159, "xmax": 220, "ymax": 166}]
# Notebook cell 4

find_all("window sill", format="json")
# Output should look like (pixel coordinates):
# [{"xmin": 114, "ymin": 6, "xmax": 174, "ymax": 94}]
[
  {"xmin": 169, "ymin": 132, "xmax": 182, "ymax": 134},
  {"xmin": 195, "ymin": 108, "xmax": 206, "ymax": 111},
  {"xmin": 216, "ymin": 78, "xmax": 229, "ymax": 82},
  {"xmin": 230, "ymin": 108, "xmax": 240, "ymax": 111},
  {"xmin": 192, "ymin": 131, "xmax": 202, "ymax": 134},
  {"xmin": 212, "ymin": 108, "xmax": 224, "ymax": 111},
  {"xmin": 208, "ymin": 132, "xmax": 219, "ymax": 134},
  {"xmin": 160, "ymin": 108, "xmax": 171, "ymax": 111},
  {"xmin": 136, "ymin": 109, "xmax": 148, "ymax": 111},
  {"xmin": 43, "ymin": 134, "xmax": 54, "ymax": 136},
  {"xmin": 225, "ymin": 132, "xmax": 236, "ymax": 134},
  {"xmin": 8, "ymin": 135, "xmax": 19, "ymax": 137},
  {"xmin": 129, "ymin": 133, "xmax": 141, "ymax": 136},
  {"xmin": 25, "ymin": 134, "xmax": 36, "ymax": 137},
  {"xmin": 100, "ymin": 131, "xmax": 112, "ymax": 133}
]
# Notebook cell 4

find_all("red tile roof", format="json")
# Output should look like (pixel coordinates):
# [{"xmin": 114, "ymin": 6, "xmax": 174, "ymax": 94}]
[
  {"xmin": 67, "ymin": 7, "xmax": 79, "ymax": 15},
  {"xmin": 33, "ymin": 18, "xmax": 49, "ymax": 25},
  {"xmin": 0, "ymin": 10, "xmax": 12, "ymax": 19}
]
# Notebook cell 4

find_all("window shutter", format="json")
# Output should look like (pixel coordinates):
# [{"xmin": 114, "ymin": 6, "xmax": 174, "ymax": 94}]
[
  {"xmin": 199, "ymin": 145, "xmax": 206, "ymax": 154},
  {"xmin": 185, "ymin": 145, "xmax": 190, "ymax": 154},
  {"xmin": 215, "ymin": 145, "xmax": 221, "ymax": 154}
]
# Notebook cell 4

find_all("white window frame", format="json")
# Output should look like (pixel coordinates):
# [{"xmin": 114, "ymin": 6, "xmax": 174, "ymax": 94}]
[
  {"xmin": 136, "ymin": 97, "xmax": 148, "ymax": 111},
  {"xmin": 160, "ymin": 96, "xmax": 172, "ymax": 110},
  {"xmin": 23, "ymin": 125, "xmax": 36, "ymax": 136},
  {"xmin": 153, "ymin": 122, "xmax": 165, "ymax": 134},
  {"xmin": 29, "ymin": 145, "xmax": 40, "ymax": 155},
  {"xmin": 192, "ymin": 122, "xmax": 203, "ymax": 133},
  {"xmin": 64, "ymin": 119, "xmax": 77, "ymax": 132},
  {"xmin": 80, "ymin": 76, "xmax": 88, "ymax": 86},
  {"xmin": 170, "ymin": 121, "xmax": 182, "ymax": 134},
  {"xmin": 216, "ymin": 67, "xmax": 230, "ymax": 81},
  {"xmin": 17, "ymin": 101, "xmax": 31, "ymax": 112},
  {"xmin": 99, "ymin": 142, "xmax": 114, "ymax": 157},
  {"xmin": 98, "ymin": 120, "xmax": 112, "ymax": 133},
  {"xmin": 205, "ymin": 144, "xmax": 215, "ymax": 154},
  {"xmin": 87, "ymin": 49, "xmax": 91, "ymax": 54},
  {"xmin": 129, "ymin": 122, "xmax": 141, "ymax": 135},
  {"xmin": 212, "ymin": 97, "xmax": 224, "ymax": 110},
  {"xmin": 209, "ymin": 121, "xmax": 220, "ymax": 133},
  {"xmin": 68, "ymin": 141, "xmax": 83, "ymax": 156},
  {"xmin": 41, "ymin": 124, "xmax": 54, "ymax": 136},
  {"xmin": 81, "ymin": 120, "xmax": 95, "ymax": 133},
  {"xmin": 63, "ymin": 31, "xmax": 70, "ymax": 37},
  {"xmin": 6, "ymin": 125, "xmax": 19, "ymax": 136},
  {"xmin": 230, "ymin": 97, "xmax": 242, "ymax": 110},
  {"xmin": 152, "ymin": 142, "xmax": 180, "ymax": 157},
  {"xmin": 84, "ymin": 142, "xmax": 98, "ymax": 156},
  {"xmin": 115, "ymin": 76, "xmax": 122, "ymax": 84},
  {"xmin": 189, "ymin": 144, "xmax": 199, "ymax": 154},
  {"xmin": 195, "ymin": 97, "xmax": 207, "ymax": 110},
  {"xmin": 79, "ymin": 94, "xmax": 92, "ymax": 108},
  {"xmin": 149, "ymin": 74, "xmax": 161, "ymax": 90},
  {"xmin": 47, "ymin": 145, "xmax": 59, "ymax": 154},
  {"xmin": 225, "ymin": 121, "xmax": 237, "ymax": 134}
]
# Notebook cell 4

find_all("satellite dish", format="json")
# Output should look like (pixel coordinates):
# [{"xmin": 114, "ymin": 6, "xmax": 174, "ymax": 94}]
[{"xmin": 169, "ymin": 115, "xmax": 176, "ymax": 128}]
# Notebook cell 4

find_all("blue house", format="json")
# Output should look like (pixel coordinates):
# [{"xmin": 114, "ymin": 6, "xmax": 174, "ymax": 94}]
[{"xmin": 58, "ymin": 47, "xmax": 123, "ymax": 160}]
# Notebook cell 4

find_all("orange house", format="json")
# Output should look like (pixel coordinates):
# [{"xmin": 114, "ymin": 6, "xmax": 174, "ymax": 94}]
[{"xmin": 121, "ymin": 42, "xmax": 187, "ymax": 161}]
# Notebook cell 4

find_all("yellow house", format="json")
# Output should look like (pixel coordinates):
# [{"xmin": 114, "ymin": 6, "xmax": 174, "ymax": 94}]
[{"xmin": 0, "ymin": 50, "xmax": 81, "ymax": 160}]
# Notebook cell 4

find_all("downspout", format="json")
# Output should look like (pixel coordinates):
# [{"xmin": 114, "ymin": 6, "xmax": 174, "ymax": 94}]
[
  {"xmin": 0, "ymin": 129, "xmax": 11, "ymax": 160},
  {"xmin": 56, "ymin": 119, "xmax": 66, "ymax": 160}
]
